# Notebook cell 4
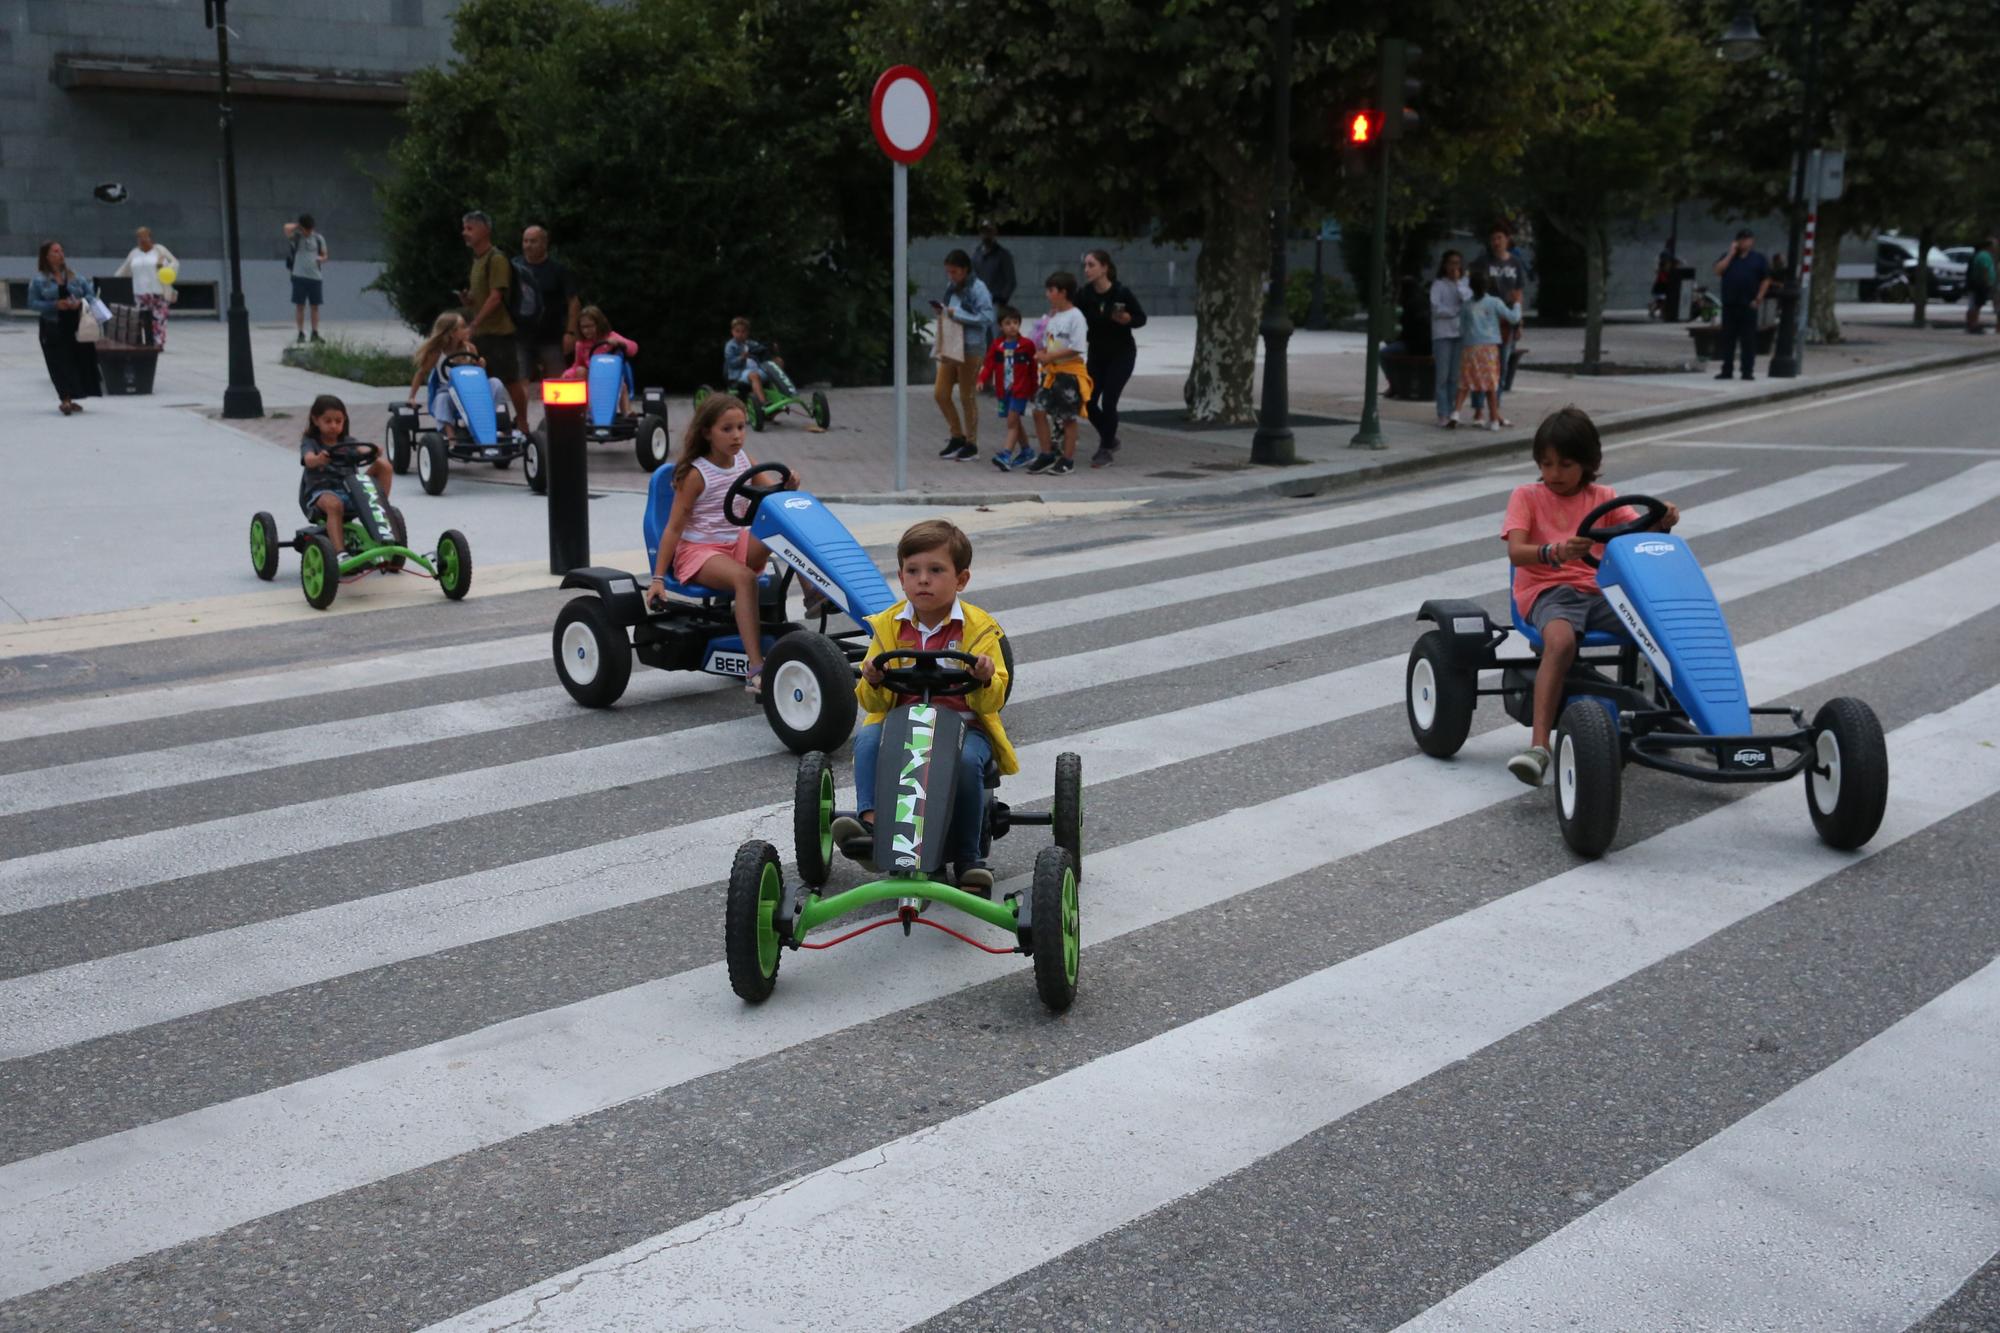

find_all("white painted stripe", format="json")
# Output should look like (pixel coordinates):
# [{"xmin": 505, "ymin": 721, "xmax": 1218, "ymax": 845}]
[
  {"xmin": 0, "ymin": 467, "xmax": 1873, "ymax": 916},
  {"xmin": 7, "ymin": 486, "xmax": 1974, "ymax": 1061},
  {"xmin": 0, "ymin": 469, "xmax": 1720, "ymax": 819},
  {"xmin": 0, "ymin": 465, "xmax": 1554, "ymax": 746},
  {"xmin": 1651, "ymin": 439, "xmax": 2000, "ymax": 457},
  {"xmin": 1396, "ymin": 961, "xmax": 2000, "ymax": 1333},
  {"xmin": 0, "ymin": 548, "xmax": 1980, "ymax": 1301},
  {"xmin": 418, "ymin": 688, "xmax": 2000, "ymax": 1333}
]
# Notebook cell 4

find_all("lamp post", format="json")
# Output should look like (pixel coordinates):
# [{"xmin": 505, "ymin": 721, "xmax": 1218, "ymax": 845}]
[
  {"xmin": 206, "ymin": 0, "xmax": 262, "ymax": 418},
  {"xmin": 1250, "ymin": 0, "xmax": 1296, "ymax": 466}
]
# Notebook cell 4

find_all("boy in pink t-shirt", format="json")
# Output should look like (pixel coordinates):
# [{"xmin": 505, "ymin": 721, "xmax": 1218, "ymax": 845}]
[{"xmin": 1500, "ymin": 407, "xmax": 1679, "ymax": 787}]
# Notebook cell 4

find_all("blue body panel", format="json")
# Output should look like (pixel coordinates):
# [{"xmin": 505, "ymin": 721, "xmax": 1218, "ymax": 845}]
[
  {"xmin": 586, "ymin": 354, "xmax": 630, "ymax": 429},
  {"xmin": 446, "ymin": 364, "xmax": 498, "ymax": 444},
  {"xmin": 1596, "ymin": 532, "xmax": 1751, "ymax": 735}
]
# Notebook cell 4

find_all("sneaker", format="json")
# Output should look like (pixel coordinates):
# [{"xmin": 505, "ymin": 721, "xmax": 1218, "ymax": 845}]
[
  {"xmin": 1507, "ymin": 745, "xmax": 1552, "ymax": 788},
  {"xmin": 1024, "ymin": 452, "xmax": 1058, "ymax": 474},
  {"xmin": 311, "ymin": 332, "xmax": 324, "ymax": 344},
  {"xmin": 1008, "ymin": 445, "xmax": 1037, "ymax": 469},
  {"xmin": 957, "ymin": 863, "xmax": 995, "ymax": 896},
  {"xmin": 938, "ymin": 436, "xmax": 967, "ymax": 458},
  {"xmin": 296, "ymin": 332, "xmax": 306, "ymax": 344},
  {"xmin": 1485, "ymin": 420, "xmax": 1500, "ymax": 432},
  {"xmin": 1741, "ymin": 373, "xmax": 1756, "ymax": 382},
  {"xmin": 1089, "ymin": 446, "xmax": 1116, "ymax": 469},
  {"xmin": 830, "ymin": 815, "xmax": 868, "ymax": 847},
  {"xmin": 1050, "ymin": 456, "xmax": 1076, "ymax": 475},
  {"xmin": 951, "ymin": 440, "xmax": 980, "ymax": 461}
]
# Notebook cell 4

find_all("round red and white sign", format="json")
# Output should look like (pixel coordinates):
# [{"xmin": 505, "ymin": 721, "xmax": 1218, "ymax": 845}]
[{"xmin": 870, "ymin": 66, "xmax": 937, "ymax": 165}]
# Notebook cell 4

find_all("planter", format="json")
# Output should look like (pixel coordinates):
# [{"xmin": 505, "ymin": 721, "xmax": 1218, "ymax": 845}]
[
  {"xmin": 1687, "ymin": 324, "xmax": 1777, "ymax": 360},
  {"xmin": 97, "ymin": 342, "xmax": 160, "ymax": 395},
  {"xmin": 1382, "ymin": 352, "xmax": 1435, "ymax": 402}
]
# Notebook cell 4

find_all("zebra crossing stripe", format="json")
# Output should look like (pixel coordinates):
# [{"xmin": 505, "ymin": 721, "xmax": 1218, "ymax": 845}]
[
  {"xmin": 414, "ymin": 687, "xmax": 2000, "ymax": 1333},
  {"xmin": 0, "ymin": 547, "xmax": 1987, "ymax": 1301},
  {"xmin": 1395, "ymin": 958, "xmax": 2000, "ymax": 1333}
]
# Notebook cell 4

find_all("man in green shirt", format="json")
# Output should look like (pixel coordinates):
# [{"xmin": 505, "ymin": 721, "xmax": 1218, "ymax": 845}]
[
  {"xmin": 1966, "ymin": 237, "xmax": 1995, "ymax": 335},
  {"xmin": 458, "ymin": 210, "xmax": 525, "ymax": 425}
]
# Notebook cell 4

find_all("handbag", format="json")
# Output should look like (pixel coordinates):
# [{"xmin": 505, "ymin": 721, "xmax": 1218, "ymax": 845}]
[{"xmin": 76, "ymin": 303, "xmax": 101, "ymax": 343}]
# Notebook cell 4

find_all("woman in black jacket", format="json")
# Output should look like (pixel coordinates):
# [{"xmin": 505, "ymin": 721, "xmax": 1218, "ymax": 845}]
[{"xmin": 1075, "ymin": 248, "xmax": 1148, "ymax": 468}]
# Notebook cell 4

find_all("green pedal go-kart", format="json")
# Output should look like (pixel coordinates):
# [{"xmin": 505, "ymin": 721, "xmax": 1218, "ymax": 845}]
[
  {"xmin": 726, "ymin": 650, "xmax": 1085, "ymax": 1012},
  {"xmin": 696, "ymin": 342, "xmax": 830, "ymax": 433},
  {"xmin": 249, "ymin": 441, "xmax": 472, "ymax": 610}
]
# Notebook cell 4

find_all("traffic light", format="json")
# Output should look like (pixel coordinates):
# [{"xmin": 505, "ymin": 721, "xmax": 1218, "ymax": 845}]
[
  {"xmin": 1347, "ymin": 109, "xmax": 1381, "ymax": 146},
  {"xmin": 1379, "ymin": 38, "xmax": 1422, "ymax": 139}
]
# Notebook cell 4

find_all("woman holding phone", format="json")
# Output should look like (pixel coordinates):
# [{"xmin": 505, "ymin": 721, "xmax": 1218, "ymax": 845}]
[
  {"xmin": 1076, "ymin": 248, "xmax": 1148, "ymax": 468},
  {"xmin": 930, "ymin": 250, "xmax": 995, "ymax": 461}
]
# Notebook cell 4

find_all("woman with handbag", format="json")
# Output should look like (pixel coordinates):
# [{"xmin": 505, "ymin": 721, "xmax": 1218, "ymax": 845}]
[
  {"xmin": 28, "ymin": 240, "xmax": 103, "ymax": 415},
  {"xmin": 115, "ymin": 226, "xmax": 179, "ymax": 348}
]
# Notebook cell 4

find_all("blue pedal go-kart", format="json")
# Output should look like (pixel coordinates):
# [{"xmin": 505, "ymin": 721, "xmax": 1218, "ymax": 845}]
[
  {"xmin": 385, "ymin": 352, "xmax": 535, "ymax": 497},
  {"xmin": 249, "ymin": 441, "xmax": 472, "ymax": 610},
  {"xmin": 727, "ymin": 648, "xmax": 1084, "ymax": 1012},
  {"xmin": 552, "ymin": 462, "xmax": 892, "ymax": 751},
  {"xmin": 1404, "ymin": 494, "xmax": 1890, "ymax": 858},
  {"xmin": 528, "ymin": 341, "xmax": 672, "ymax": 475}
]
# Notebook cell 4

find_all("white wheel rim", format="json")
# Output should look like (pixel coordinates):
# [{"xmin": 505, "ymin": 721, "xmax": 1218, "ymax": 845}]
[
  {"xmin": 419, "ymin": 445, "xmax": 434, "ymax": 482},
  {"xmin": 770, "ymin": 660, "xmax": 821, "ymax": 730},
  {"xmin": 646, "ymin": 424, "xmax": 667, "ymax": 464},
  {"xmin": 1558, "ymin": 733, "xmax": 1578, "ymax": 818},
  {"xmin": 562, "ymin": 621, "xmax": 600, "ymax": 686},
  {"xmin": 1813, "ymin": 730, "xmax": 1842, "ymax": 810},
  {"xmin": 1411, "ymin": 658, "xmax": 1438, "ymax": 730},
  {"xmin": 525, "ymin": 442, "xmax": 540, "ymax": 479}
]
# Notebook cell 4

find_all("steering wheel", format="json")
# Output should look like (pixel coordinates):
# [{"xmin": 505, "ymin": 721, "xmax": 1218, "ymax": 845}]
[
  {"xmin": 1575, "ymin": 494, "xmax": 1671, "ymax": 568},
  {"xmin": 440, "ymin": 350, "xmax": 483, "ymax": 368},
  {"xmin": 323, "ymin": 440, "xmax": 380, "ymax": 470},
  {"xmin": 587, "ymin": 339, "xmax": 626, "ymax": 359},
  {"xmin": 874, "ymin": 649, "xmax": 982, "ymax": 699},
  {"xmin": 724, "ymin": 462, "xmax": 795, "ymax": 527}
]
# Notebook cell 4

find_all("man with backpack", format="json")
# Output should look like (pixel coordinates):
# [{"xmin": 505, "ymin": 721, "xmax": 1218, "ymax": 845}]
[
  {"xmin": 514, "ymin": 224, "xmax": 580, "ymax": 383},
  {"xmin": 456, "ymin": 209, "xmax": 525, "ymax": 427},
  {"xmin": 281, "ymin": 214, "xmax": 328, "ymax": 344}
]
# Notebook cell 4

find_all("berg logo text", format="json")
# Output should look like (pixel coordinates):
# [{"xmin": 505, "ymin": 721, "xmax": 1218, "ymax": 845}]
[{"xmin": 1633, "ymin": 540, "xmax": 1676, "ymax": 556}]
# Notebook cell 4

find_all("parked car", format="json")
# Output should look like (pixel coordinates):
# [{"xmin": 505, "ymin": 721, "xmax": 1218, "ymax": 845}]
[{"xmin": 1836, "ymin": 234, "xmax": 1967, "ymax": 300}]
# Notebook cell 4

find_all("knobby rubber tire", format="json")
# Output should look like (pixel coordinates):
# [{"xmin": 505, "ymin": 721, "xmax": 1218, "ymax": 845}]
[
  {"xmin": 1555, "ymin": 698, "xmax": 1623, "ymax": 859},
  {"xmin": 551, "ymin": 595, "xmax": 633, "ymax": 708},
  {"xmin": 1030, "ymin": 845, "xmax": 1080, "ymax": 1013},
  {"xmin": 300, "ymin": 533, "xmax": 339, "ymax": 610},
  {"xmin": 250, "ymin": 511, "xmax": 280, "ymax": 581},
  {"xmin": 1808, "ymin": 697, "xmax": 1889, "ymax": 850},
  {"xmin": 1406, "ymin": 630, "xmax": 1477, "ymax": 758},
  {"xmin": 1053, "ymin": 752, "xmax": 1084, "ymax": 882},
  {"xmin": 386, "ymin": 504, "xmax": 408, "ymax": 572},
  {"xmin": 725, "ymin": 840, "xmax": 784, "ymax": 1002},
  {"xmin": 419, "ymin": 433, "xmax": 450, "ymax": 496},
  {"xmin": 635, "ymin": 413, "xmax": 669, "ymax": 472},
  {"xmin": 793, "ymin": 752, "xmax": 835, "ymax": 888},
  {"xmin": 436, "ymin": 529, "xmax": 472, "ymax": 600}
]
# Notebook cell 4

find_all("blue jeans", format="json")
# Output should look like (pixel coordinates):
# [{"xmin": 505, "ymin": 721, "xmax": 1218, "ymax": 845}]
[
  {"xmin": 1432, "ymin": 336, "xmax": 1461, "ymax": 419},
  {"xmin": 854, "ymin": 720, "xmax": 992, "ymax": 866}
]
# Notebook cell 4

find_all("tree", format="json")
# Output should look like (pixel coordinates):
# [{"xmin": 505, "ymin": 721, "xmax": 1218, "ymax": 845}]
[
  {"xmin": 374, "ymin": 0, "xmax": 969, "ymax": 388},
  {"xmin": 1517, "ymin": 0, "xmax": 1717, "ymax": 367}
]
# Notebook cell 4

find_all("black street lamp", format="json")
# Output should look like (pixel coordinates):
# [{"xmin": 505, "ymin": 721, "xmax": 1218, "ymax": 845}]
[
  {"xmin": 1250, "ymin": 0, "xmax": 1296, "ymax": 466},
  {"xmin": 207, "ymin": 0, "xmax": 263, "ymax": 418}
]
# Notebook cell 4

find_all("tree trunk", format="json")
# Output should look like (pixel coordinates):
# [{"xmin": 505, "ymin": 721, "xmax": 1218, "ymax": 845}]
[
  {"xmin": 1808, "ymin": 197, "xmax": 1843, "ymax": 344},
  {"xmin": 1182, "ymin": 163, "xmax": 1270, "ymax": 423},
  {"xmin": 1913, "ymin": 225, "xmax": 1933, "ymax": 327},
  {"xmin": 1582, "ymin": 223, "xmax": 1607, "ymax": 369}
]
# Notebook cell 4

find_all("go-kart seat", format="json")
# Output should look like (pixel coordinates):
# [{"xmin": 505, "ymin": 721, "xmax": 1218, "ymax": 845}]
[
  {"xmin": 1509, "ymin": 567, "xmax": 1628, "ymax": 653},
  {"xmin": 641, "ymin": 464, "xmax": 774, "ymax": 603}
]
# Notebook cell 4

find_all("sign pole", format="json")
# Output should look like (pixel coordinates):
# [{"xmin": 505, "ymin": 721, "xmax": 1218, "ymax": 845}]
[{"xmin": 893, "ymin": 160, "xmax": 908, "ymax": 493}]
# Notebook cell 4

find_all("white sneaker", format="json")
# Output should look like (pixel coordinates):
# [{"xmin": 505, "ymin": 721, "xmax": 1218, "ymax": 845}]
[
  {"xmin": 1507, "ymin": 745, "xmax": 1552, "ymax": 787},
  {"xmin": 1486, "ymin": 420, "xmax": 1501, "ymax": 432}
]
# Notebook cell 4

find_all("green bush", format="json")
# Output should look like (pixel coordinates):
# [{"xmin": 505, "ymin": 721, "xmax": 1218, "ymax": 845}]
[
  {"xmin": 1285, "ymin": 269, "xmax": 1360, "ymax": 326},
  {"xmin": 279, "ymin": 337, "xmax": 412, "ymax": 387},
  {"xmin": 372, "ymin": 0, "xmax": 967, "ymax": 392}
]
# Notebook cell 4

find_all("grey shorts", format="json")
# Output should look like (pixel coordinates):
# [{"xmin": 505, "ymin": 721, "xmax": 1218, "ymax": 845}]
[
  {"xmin": 1529, "ymin": 585, "xmax": 1625, "ymax": 638},
  {"xmin": 518, "ymin": 338, "xmax": 566, "ymax": 380}
]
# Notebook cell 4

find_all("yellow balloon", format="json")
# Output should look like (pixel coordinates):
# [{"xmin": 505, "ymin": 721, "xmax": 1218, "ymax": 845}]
[{"xmin": 157, "ymin": 266, "xmax": 177, "ymax": 285}]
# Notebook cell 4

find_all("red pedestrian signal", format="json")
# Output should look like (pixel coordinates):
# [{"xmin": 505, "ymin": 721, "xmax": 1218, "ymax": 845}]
[{"xmin": 1348, "ymin": 110, "xmax": 1380, "ymax": 145}]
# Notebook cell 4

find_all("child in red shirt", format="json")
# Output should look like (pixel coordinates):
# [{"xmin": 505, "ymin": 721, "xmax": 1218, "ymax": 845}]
[
  {"xmin": 978, "ymin": 306, "xmax": 1039, "ymax": 471},
  {"xmin": 1501, "ymin": 407, "xmax": 1679, "ymax": 787}
]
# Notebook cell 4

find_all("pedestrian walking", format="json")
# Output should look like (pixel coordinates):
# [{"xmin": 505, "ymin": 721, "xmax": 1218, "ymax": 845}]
[
  {"xmin": 1452, "ymin": 270, "xmax": 1521, "ymax": 431},
  {"xmin": 1075, "ymin": 248, "xmax": 1148, "ymax": 468},
  {"xmin": 457, "ymin": 210, "xmax": 526, "ymax": 428},
  {"xmin": 1712, "ymin": 228, "xmax": 1772, "ymax": 380},
  {"xmin": 514, "ymin": 224, "xmax": 581, "ymax": 381},
  {"xmin": 1430, "ymin": 250, "xmax": 1472, "ymax": 428},
  {"xmin": 1966, "ymin": 237, "xmax": 1995, "ymax": 334},
  {"xmin": 971, "ymin": 222, "xmax": 1017, "ymax": 308},
  {"xmin": 282, "ymin": 214, "xmax": 328, "ymax": 344},
  {"xmin": 1469, "ymin": 226, "xmax": 1528, "ymax": 409},
  {"xmin": 115, "ymin": 226, "xmax": 179, "ymax": 348},
  {"xmin": 29, "ymin": 240, "xmax": 102, "ymax": 415},
  {"xmin": 931, "ymin": 250, "xmax": 996, "ymax": 461}
]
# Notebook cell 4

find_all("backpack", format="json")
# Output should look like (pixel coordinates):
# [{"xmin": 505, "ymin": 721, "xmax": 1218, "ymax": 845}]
[{"xmin": 506, "ymin": 254, "xmax": 543, "ymax": 325}]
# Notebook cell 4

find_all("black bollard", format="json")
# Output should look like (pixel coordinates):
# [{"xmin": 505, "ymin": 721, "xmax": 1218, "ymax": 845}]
[{"xmin": 541, "ymin": 380, "xmax": 590, "ymax": 574}]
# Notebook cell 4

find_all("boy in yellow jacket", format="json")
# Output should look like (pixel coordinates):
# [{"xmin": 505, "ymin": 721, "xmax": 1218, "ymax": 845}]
[{"xmin": 830, "ymin": 519, "xmax": 1018, "ymax": 892}]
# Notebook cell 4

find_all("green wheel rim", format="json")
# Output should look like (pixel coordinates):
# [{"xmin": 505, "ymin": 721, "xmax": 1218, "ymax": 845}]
[
  {"xmin": 1060, "ymin": 866, "xmax": 1079, "ymax": 985},
  {"xmin": 817, "ymin": 767, "xmax": 834, "ymax": 866},
  {"xmin": 693, "ymin": 387, "xmax": 709, "ymax": 407},
  {"xmin": 249, "ymin": 520, "xmax": 268, "ymax": 568},
  {"xmin": 756, "ymin": 860, "xmax": 782, "ymax": 978},
  {"xmin": 440, "ymin": 539, "xmax": 461, "ymax": 590},
  {"xmin": 301, "ymin": 545, "xmax": 325, "ymax": 598}
]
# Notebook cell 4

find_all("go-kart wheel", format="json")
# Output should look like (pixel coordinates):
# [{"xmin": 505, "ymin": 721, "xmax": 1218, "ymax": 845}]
[
  {"xmin": 386, "ymin": 504, "xmax": 408, "ymax": 572},
  {"xmin": 725, "ymin": 840, "xmax": 784, "ymax": 1003},
  {"xmin": 1406, "ymin": 630, "xmax": 1477, "ymax": 758},
  {"xmin": 749, "ymin": 400, "xmax": 768, "ymax": 432},
  {"xmin": 1029, "ymin": 845, "xmax": 1080, "ymax": 1013},
  {"xmin": 635, "ymin": 413, "xmax": 670, "ymax": 472},
  {"xmin": 492, "ymin": 454, "xmax": 511, "ymax": 469},
  {"xmin": 693, "ymin": 385, "xmax": 711, "ymax": 410},
  {"xmin": 794, "ymin": 752, "xmax": 835, "ymax": 887},
  {"xmin": 418, "ymin": 432, "xmax": 449, "ymax": 495},
  {"xmin": 1555, "ymin": 698, "xmax": 1623, "ymax": 858},
  {"xmin": 249, "ymin": 511, "xmax": 280, "ymax": 581},
  {"xmin": 1807, "ymin": 697, "xmax": 1889, "ymax": 850},
  {"xmin": 760, "ymin": 632, "xmax": 858, "ymax": 754},
  {"xmin": 524, "ymin": 427, "xmax": 548, "ymax": 494},
  {"xmin": 552, "ymin": 595, "xmax": 633, "ymax": 708},
  {"xmin": 811, "ymin": 390, "xmax": 831, "ymax": 430},
  {"xmin": 388, "ymin": 414, "xmax": 412, "ymax": 474},
  {"xmin": 436, "ymin": 529, "xmax": 472, "ymax": 600},
  {"xmin": 299, "ymin": 533, "xmax": 339, "ymax": 610},
  {"xmin": 1053, "ymin": 752, "xmax": 1084, "ymax": 882}
]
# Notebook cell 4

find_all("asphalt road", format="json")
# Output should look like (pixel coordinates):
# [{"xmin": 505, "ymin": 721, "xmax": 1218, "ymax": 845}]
[{"xmin": 2, "ymin": 363, "xmax": 1998, "ymax": 1332}]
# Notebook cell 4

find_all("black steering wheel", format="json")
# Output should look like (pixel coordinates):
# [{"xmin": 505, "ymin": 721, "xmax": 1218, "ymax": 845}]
[
  {"xmin": 724, "ymin": 462, "xmax": 795, "ymax": 527},
  {"xmin": 323, "ymin": 440, "xmax": 380, "ymax": 471},
  {"xmin": 874, "ymin": 649, "xmax": 982, "ymax": 699},
  {"xmin": 1576, "ymin": 494, "xmax": 1671, "ymax": 568},
  {"xmin": 588, "ymin": 339, "xmax": 626, "ymax": 359},
  {"xmin": 440, "ymin": 350, "xmax": 483, "ymax": 368}
]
